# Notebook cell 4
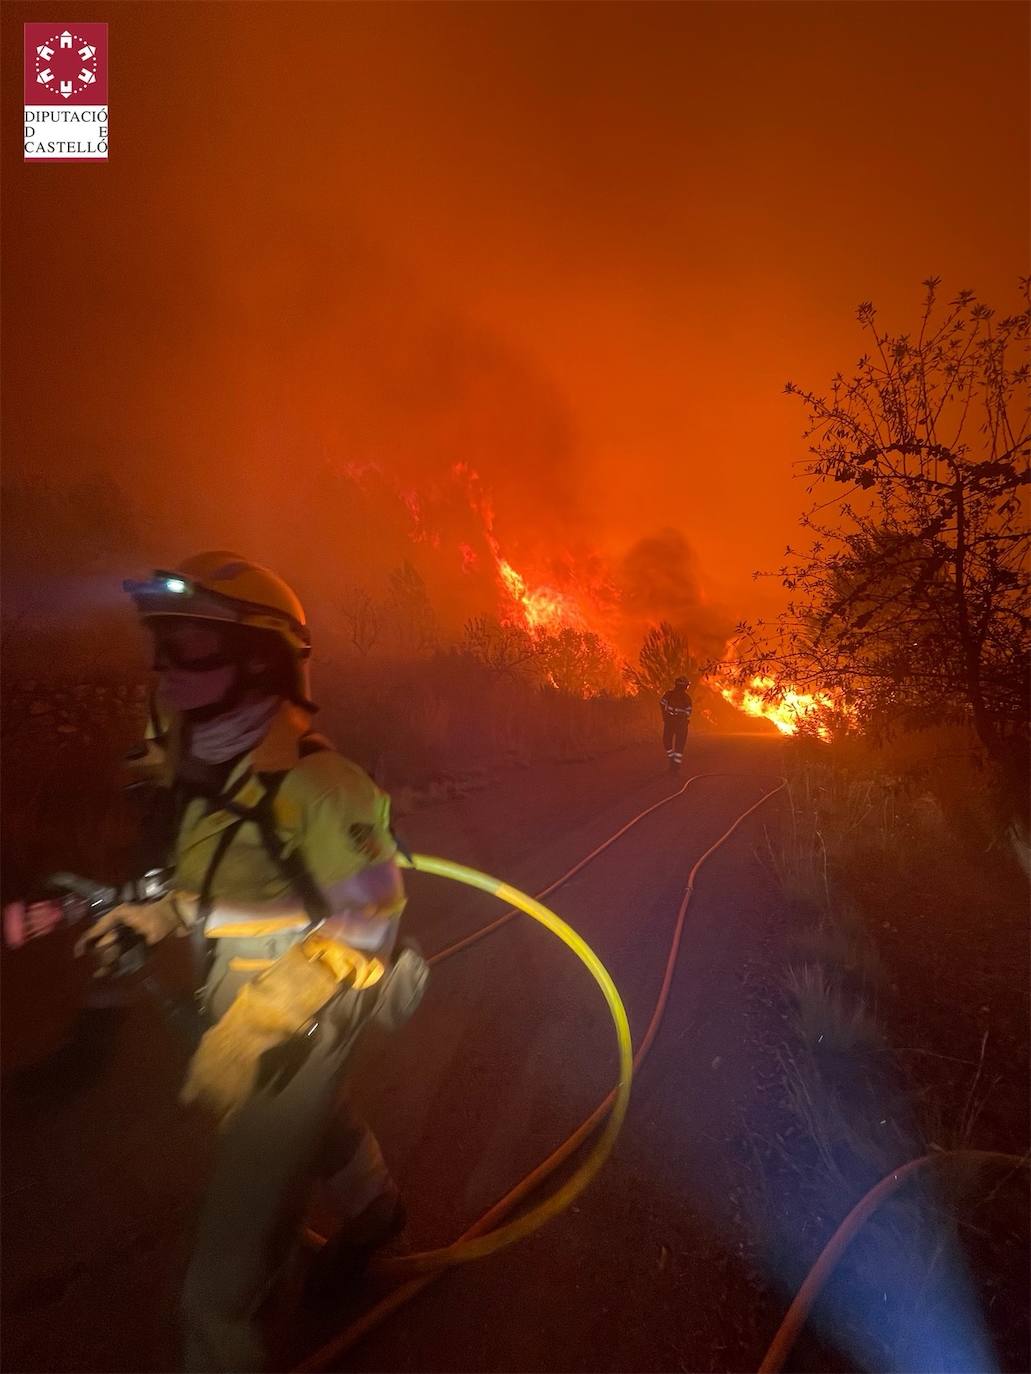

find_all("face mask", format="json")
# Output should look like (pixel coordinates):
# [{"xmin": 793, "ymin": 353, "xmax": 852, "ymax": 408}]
[{"xmin": 157, "ymin": 663, "xmax": 238, "ymax": 712}]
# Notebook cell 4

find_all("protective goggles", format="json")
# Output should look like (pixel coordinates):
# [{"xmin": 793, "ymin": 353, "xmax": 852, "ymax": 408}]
[{"xmin": 147, "ymin": 622, "xmax": 237, "ymax": 672}]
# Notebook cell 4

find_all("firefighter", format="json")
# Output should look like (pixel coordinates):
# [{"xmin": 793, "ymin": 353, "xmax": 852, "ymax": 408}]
[
  {"xmin": 77, "ymin": 552, "xmax": 427, "ymax": 1372},
  {"xmin": 660, "ymin": 675, "xmax": 693, "ymax": 768}
]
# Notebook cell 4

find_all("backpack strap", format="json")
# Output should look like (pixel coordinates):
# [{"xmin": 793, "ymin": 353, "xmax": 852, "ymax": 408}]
[
  {"xmin": 191, "ymin": 816, "xmax": 249, "ymax": 989},
  {"xmin": 248, "ymin": 774, "xmax": 331, "ymax": 925},
  {"xmin": 189, "ymin": 734, "xmax": 337, "ymax": 928},
  {"xmin": 202, "ymin": 773, "xmax": 331, "ymax": 927},
  {"xmin": 197, "ymin": 818, "xmax": 248, "ymax": 921}
]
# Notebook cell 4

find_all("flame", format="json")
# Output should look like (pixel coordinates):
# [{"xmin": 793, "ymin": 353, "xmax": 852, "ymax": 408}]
[
  {"xmin": 452, "ymin": 463, "xmax": 605, "ymax": 640},
  {"xmin": 337, "ymin": 459, "xmax": 851, "ymax": 728},
  {"xmin": 495, "ymin": 557, "xmax": 588, "ymax": 633},
  {"xmin": 399, "ymin": 487, "xmax": 440, "ymax": 548},
  {"xmin": 715, "ymin": 672, "xmax": 840, "ymax": 740}
]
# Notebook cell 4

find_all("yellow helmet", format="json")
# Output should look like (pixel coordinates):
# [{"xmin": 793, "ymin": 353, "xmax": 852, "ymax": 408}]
[{"xmin": 125, "ymin": 552, "xmax": 312, "ymax": 701}]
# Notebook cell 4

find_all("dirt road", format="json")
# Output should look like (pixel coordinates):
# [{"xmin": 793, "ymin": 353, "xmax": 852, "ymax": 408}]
[{"xmin": 3, "ymin": 734, "xmax": 791, "ymax": 1373}]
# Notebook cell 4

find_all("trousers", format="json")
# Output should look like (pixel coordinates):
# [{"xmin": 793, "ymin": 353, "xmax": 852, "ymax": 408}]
[
  {"xmin": 180, "ymin": 996, "xmax": 392, "ymax": 1372},
  {"xmin": 663, "ymin": 716, "xmax": 689, "ymax": 761}
]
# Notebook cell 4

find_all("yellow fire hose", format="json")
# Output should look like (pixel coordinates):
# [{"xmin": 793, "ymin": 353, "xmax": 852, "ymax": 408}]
[
  {"xmin": 293, "ymin": 794, "xmax": 1028, "ymax": 1374},
  {"xmin": 388, "ymin": 852, "xmax": 634, "ymax": 1269},
  {"xmin": 293, "ymin": 790, "xmax": 1029, "ymax": 1374},
  {"xmin": 294, "ymin": 783, "xmax": 784, "ymax": 1372}
]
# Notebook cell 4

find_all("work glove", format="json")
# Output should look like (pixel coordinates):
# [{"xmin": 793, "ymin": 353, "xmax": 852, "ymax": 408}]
[
  {"xmin": 180, "ymin": 934, "xmax": 385, "ymax": 1127},
  {"xmin": 180, "ymin": 935, "xmax": 429, "ymax": 1127},
  {"xmin": 74, "ymin": 892, "xmax": 199, "ymax": 973}
]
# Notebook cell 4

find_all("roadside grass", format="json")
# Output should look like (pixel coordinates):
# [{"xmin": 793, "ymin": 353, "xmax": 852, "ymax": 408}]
[
  {"xmin": 313, "ymin": 649, "xmax": 654, "ymax": 793},
  {"xmin": 751, "ymin": 730, "xmax": 1029, "ymax": 1371},
  {"xmin": 783, "ymin": 961, "xmax": 882, "ymax": 1060}
]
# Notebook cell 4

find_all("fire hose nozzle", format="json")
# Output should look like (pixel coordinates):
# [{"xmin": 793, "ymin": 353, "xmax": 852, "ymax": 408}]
[{"xmin": 3, "ymin": 870, "xmax": 175, "ymax": 956}]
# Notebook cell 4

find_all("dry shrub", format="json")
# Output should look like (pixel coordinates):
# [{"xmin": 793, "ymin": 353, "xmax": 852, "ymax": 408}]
[
  {"xmin": 784, "ymin": 961, "xmax": 882, "ymax": 1059},
  {"xmin": 314, "ymin": 648, "xmax": 651, "ymax": 789}
]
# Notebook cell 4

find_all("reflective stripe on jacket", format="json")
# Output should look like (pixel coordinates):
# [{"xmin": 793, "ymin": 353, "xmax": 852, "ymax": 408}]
[{"xmin": 660, "ymin": 689, "xmax": 693, "ymax": 719}]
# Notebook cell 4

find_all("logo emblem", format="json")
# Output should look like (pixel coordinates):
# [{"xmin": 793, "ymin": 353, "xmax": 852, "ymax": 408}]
[
  {"xmin": 34, "ymin": 29, "xmax": 98, "ymax": 99},
  {"xmin": 24, "ymin": 23, "xmax": 108, "ymax": 161}
]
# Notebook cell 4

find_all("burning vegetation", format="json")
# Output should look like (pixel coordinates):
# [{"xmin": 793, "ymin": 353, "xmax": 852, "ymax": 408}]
[
  {"xmin": 5, "ymin": 279, "xmax": 1021, "ymax": 759},
  {"xmin": 333, "ymin": 456, "xmax": 834, "ymax": 733},
  {"xmin": 714, "ymin": 671, "xmax": 845, "ymax": 741}
]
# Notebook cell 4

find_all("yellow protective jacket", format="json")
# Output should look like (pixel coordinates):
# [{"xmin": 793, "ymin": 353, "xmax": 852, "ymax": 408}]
[{"xmin": 130, "ymin": 700, "xmax": 399, "ymax": 1004}]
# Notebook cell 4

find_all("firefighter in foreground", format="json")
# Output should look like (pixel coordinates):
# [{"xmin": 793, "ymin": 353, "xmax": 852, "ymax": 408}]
[
  {"xmin": 659, "ymin": 676, "xmax": 693, "ymax": 768},
  {"xmin": 77, "ymin": 552, "xmax": 428, "ymax": 1373}
]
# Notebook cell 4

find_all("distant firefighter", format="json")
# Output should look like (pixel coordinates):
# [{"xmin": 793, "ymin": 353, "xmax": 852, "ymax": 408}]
[{"xmin": 660, "ymin": 676, "xmax": 693, "ymax": 768}]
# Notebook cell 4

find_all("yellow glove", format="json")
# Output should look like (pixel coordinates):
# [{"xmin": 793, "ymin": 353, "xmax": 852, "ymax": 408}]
[
  {"xmin": 180, "ymin": 934, "xmax": 384, "ymax": 1127},
  {"xmin": 74, "ymin": 892, "xmax": 199, "ymax": 972},
  {"xmin": 303, "ymin": 931, "xmax": 386, "ymax": 988}
]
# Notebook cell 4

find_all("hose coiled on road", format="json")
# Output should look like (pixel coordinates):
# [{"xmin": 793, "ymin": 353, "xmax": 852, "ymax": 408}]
[{"xmin": 295, "ymin": 774, "xmax": 785, "ymax": 1370}]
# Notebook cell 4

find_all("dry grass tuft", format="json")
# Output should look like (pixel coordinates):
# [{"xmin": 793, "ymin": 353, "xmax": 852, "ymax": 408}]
[{"xmin": 784, "ymin": 961, "xmax": 881, "ymax": 1058}]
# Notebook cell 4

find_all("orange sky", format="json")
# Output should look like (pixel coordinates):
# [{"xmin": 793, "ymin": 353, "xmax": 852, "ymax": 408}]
[{"xmin": 3, "ymin": 1, "xmax": 1028, "ymax": 653}]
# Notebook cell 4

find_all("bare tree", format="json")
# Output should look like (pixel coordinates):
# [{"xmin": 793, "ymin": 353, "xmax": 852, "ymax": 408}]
[
  {"xmin": 338, "ymin": 584, "xmax": 383, "ymax": 657},
  {"xmin": 733, "ymin": 279, "xmax": 1029, "ymax": 790},
  {"xmin": 386, "ymin": 561, "xmax": 439, "ymax": 656},
  {"xmin": 462, "ymin": 615, "xmax": 539, "ymax": 678}
]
